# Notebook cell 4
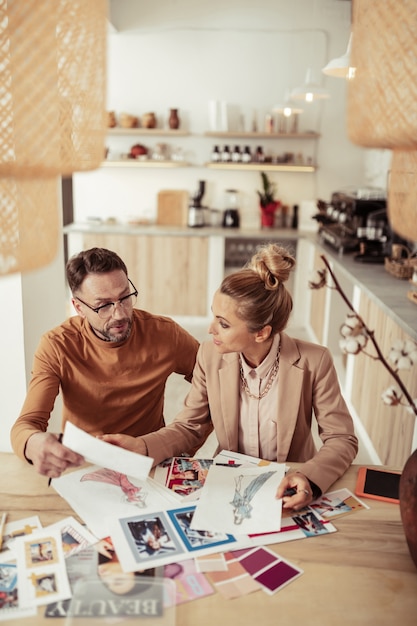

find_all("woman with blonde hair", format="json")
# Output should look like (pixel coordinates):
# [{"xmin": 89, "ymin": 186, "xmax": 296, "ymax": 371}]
[{"xmin": 103, "ymin": 243, "xmax": 358, "ymax": 510}]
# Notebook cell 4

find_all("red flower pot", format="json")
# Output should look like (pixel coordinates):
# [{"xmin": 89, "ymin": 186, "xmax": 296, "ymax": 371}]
[{"xmin": 260, "ymin": 202, "xmax": 279, "ymax": 228}]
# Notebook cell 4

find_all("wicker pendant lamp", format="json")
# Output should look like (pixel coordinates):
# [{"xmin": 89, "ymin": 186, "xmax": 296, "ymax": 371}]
[
  {"xmin": 0, "ymin": 0, "xmax": 107, "ymax": 275},
  {"xmin": 347, "ymin": 0, "xmax": 417, "ymax": 242}
]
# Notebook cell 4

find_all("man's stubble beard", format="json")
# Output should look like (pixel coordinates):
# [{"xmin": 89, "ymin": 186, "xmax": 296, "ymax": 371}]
[{"xmin": 90, "ymin": 317, "xmax": 133, "ymax": 343}]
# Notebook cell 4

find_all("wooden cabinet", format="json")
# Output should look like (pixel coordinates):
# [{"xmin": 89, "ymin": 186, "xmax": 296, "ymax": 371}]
[
  {"xmin": 82, "ymin": 233, "xmax": 209, "ymax": 317},
  {"xmin": 301, "ymin": 238, "xmax": 417, "ymax": 468},
  {"xmin": 349, "ymin": 291, "xmax": 417, "ymax": 466}
]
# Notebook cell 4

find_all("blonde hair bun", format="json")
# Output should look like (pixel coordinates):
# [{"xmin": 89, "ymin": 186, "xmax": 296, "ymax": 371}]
[{"xmin": 248, "ymin": 243, "xmax": 295, "ymax": 290}]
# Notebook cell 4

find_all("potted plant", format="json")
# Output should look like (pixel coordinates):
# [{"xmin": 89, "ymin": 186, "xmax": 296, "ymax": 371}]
[{"xmin": 257, "ymin": 171, "xmax": 281, "ymax": 227}]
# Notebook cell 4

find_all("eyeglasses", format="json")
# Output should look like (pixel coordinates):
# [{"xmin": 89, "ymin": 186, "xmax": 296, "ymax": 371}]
[{"xmin": 75, "ymin": 279, "xmax": 138, "ymax": 319}]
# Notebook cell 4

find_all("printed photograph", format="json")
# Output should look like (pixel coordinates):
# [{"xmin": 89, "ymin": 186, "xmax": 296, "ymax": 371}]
[
  {"xmin": 168, "ymin": 507, "xmax": 234, "ymax": 552},
  {"xmin": 123, "ymin": 515, "xmax": 180, "ymax": 563},
  {"xmin": 26, "ymin": 538, "xmax": 58, "ymax": 567}
]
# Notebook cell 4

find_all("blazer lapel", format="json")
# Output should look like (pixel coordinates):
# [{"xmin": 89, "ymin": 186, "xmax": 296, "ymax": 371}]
[
  {"xmin": 218, "ymin": 352, "xmax": 240, "ymax": 450},
  {"xmin": 276, "ymin": 334, "xmax": 304, "ymax": 462}
]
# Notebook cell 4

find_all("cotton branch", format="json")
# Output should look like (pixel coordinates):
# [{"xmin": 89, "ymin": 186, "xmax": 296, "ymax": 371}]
[{"xmin": 320, "ymin": 254, "xmax": 417, "ymax": 417}]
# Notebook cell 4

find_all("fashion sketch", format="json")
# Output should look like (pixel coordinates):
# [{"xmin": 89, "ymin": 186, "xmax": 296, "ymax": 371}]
[
  {"xmin": 230, "ymin": 471, "xmax": 275, "ymax": 525},
  {"xmin": 81, "ymin": 468, "xmax": 147, "ymax": 507}
]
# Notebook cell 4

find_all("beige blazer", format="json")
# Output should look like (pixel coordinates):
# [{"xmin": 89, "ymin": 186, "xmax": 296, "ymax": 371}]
[{"xmin": 143, "ymin": 332, "xmax": 358, "ymax": 494}]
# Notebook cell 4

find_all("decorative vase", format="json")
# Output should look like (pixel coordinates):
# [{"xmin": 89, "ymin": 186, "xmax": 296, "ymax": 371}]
[
  {"xmin": 399, "ymin": 449, "xmax": 417, "ymax": 568},
  {"xmin": 169, "ymin": 108, "xmax": 180, "ymax": 130},
  {"xmin": 141, "ymin": 112, "xmax": 156, "ymax": 129},
  {"xmin": 260, "ymin": 202, "xmax": 279, "ymax": 228}
]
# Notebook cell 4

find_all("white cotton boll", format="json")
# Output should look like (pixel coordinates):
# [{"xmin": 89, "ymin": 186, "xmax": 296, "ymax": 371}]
[
  {"xmin": 344, "ymin": 314, "xmax": 358, "ymax": 330},
  {"xmin": 409, "ymin": 350, "xmax": 417, "ymax": 365},
  {"xmin": 397, "ymin": 356, "xmax": 413, "ymax": 370},
  {"xmin": 388, "ymin": 349, "xmax": 402, "ymax": 364},
  {"xmin": 339, "ymin": 338, "xmax": 348, "ymax": 352},
  {"xmin": 357, "ymin": 334, "xmax": 367, "ymax": 347},
  {"xmin": 391, "ymin": 338, "xmax": 406, "ymax": 352},
  {"xmin": 404, "ymin": 340, "xmax": 417, "ymax": 354},
  {"xmin": 340, "ymin": 324, "xmax": 352, "ymax": 338},
  {"xmin": 344, "ymin": 337, "xmax": 362, "ymax": 354},
  {"xmin": 381, "ymin": 385, "xmax": 402, "ymax": 405}
]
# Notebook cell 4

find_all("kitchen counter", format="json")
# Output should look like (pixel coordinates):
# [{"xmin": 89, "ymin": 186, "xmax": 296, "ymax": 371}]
[
  {"xmin": 63, "ymin": 221, "xmax": 300, "ymax": 239},
  {"xmin": 64, "ymin": 223, "xmax": 417, "ymax": 341},
  {"xmin": 312, "ymin": 239, "xmax": 417, "ymax": 342}
]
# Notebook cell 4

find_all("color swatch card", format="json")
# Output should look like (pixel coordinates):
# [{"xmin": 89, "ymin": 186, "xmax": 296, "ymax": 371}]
[
  {"xmin": 231, "ymin": 546, "xmax": 303, "ymax": 595},
  {"xmin": 205, "ymin": 551, "xmax": 261, "ymax": 599},
  {"xmin": 163, "ymin": 558, "xmax": 215, "ymax": 605}
]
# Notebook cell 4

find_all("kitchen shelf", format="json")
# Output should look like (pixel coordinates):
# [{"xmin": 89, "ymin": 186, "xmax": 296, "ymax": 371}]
[
  {"xmin": 205, "ymin": 162, "xmax": 316, "ymax": 172},
  {"xmin": 101, "ymin": 159, "xmax": 190, "ymax": 168},
  {"xmin": 107, "ymin": 128, "xmax": 190, "ymax": 137},
  {"xmin": 204, "ymin": 131, "xmax": 320, "ymax": 139}
]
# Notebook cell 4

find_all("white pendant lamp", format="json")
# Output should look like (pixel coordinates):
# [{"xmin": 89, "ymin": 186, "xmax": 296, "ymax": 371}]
[
  {"xmin": 273, "ymin": 90, "xmax": 303, "ymax": 117},
  {"xmin": 291, "ymin": 68, "xmax": 330, "ymax": 102},
  {"xmin": 322, "ymin": 34, "xmax": 356, "ymax": 79}
]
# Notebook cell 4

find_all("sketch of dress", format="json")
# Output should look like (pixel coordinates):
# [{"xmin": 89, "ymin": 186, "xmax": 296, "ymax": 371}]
[
  {"xmin": 81, "ymin": 468, "xmax": 147, "ymax": 507},
  {"xmin": 230, "ymin": 471, "xmax": 276, "ymax": 525}
]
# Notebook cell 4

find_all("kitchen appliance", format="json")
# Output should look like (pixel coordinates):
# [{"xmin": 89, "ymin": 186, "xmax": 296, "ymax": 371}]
[
  {"xmin": 187, "ymin": 180, "xmax": 206, "ymax": 228},
  {"xmin": 223, "ymin": 188, "xmax": 240, "ymax": 228},
  {"xmin": 314, "ymin": 189, "xmax": 387, "ymax": 255},
  {"xmin": 354, "ymin": 208, "xmax": 391, "ymax": 263}
]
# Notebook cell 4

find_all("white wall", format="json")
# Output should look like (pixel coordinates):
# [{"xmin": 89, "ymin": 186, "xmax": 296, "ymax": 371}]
[{"xmin": 73, "ymin": 0, "xmax": 368, "ymax": 228}]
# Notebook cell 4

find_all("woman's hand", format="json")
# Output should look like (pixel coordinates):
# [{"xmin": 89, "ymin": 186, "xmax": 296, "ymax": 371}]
[
  {"xmin": 99, "ymin": 433, "xmax": 147, "ymax": 456},
  {"xmin": 276, "ymin": 472, "xmax": 313, "ymax": 510}
]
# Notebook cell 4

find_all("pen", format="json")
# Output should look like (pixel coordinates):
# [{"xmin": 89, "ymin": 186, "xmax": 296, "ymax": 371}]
[
  {"xmin": 283, "ymin": 487, "xmax": 297, "ymax": 497},
  {"xmin": 48, "ymin": 433, "xmax": 63, "ymax": 487},
  {"xmin": 0, "ymin": 512, "xmax": 7, "ymax": 550}
]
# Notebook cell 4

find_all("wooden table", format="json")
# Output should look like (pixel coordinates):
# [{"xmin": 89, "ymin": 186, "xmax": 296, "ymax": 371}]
[{"xmin": 2, "ymin": 453, "xmax": 416, "ymax": 626}]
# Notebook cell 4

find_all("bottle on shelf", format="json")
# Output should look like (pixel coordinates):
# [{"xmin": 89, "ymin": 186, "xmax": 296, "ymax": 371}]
[
  {"xmin": 241, "ymin": 146, "xmax": 252, "ymax": 163},
  {"xmin": 291, "ymin": 205, "xmax": 299, "ymax": 229},
  {"xmin": 221, "ymin": 145, "xmax": 231, "ymax": 162},
  {"xmin": 232, "ymin": 145, "xmax": 241, "ymax": 162},
  {"xmin": 255, "ymin": 146, "xmax": 265, "ymax": 163},
  {"xmin": 211, "ymin": 145, "xmax": 220, "ymax": 162}
]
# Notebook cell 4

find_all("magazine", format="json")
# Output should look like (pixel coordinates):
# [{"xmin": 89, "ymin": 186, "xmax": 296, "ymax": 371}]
[{"xmin": 45, "ymin": 537, "xmax": 165, "ymax": 618}]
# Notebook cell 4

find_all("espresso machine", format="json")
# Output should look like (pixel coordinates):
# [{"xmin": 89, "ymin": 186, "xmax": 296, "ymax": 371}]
[
  {"xmin": 354, "ymin": 208, "xmax": 391, "ymax": 262},
  {"xmin": 314, "ymin": 189, "xmax": 389, "ymax": 260}
]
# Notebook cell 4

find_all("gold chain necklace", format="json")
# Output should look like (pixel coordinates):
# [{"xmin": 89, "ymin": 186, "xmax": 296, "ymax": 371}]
[{"xmin": 239, "ymin": 344, "xmax": 281, "ymax": 400}]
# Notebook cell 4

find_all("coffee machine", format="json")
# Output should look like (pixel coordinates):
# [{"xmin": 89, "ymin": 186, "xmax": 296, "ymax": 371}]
[
  {"xmin": 354, "ymin": 208, "xmax": 391, "ymax": 262},
  {"xmin": 314, "ymin": 189, "xmax": 389, "ymax": 259}
]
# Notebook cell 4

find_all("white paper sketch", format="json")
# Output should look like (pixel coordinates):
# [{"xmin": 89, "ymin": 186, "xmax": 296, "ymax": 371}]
[
  {"xmin": 190, "ymin": 464, "xmax": 285, "ymax": 535},
  {"xmin": 230, "ymin": 471, "xmax": 276, "ymax": 524},
  {"xmin": 52, "ymin": 465, "xmax": 179, "ymax": 538},
  {"xmin": 62, "ymin": 422, "xmax": 153, "ymax": 481}
]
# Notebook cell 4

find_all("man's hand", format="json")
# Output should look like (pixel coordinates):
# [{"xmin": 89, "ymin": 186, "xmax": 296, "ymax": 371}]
[
  {"xmin": 99, "ymin": 433, "xmax": 147, "ymax": 456},
  {"xmin": 25, "ymin": 432, "xmax": 84, "ymax": 478},
  {"xmin": 276, "ymin": 472, "xmax": 314, "ymax": 510}
]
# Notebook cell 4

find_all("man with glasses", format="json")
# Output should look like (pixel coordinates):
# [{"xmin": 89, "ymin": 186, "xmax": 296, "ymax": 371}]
[{"xmin": 10, "ymin": 247, "xmax": 200, "ymax": 479}]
